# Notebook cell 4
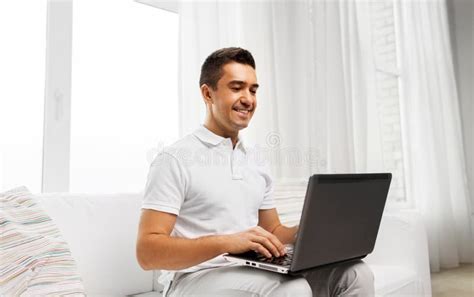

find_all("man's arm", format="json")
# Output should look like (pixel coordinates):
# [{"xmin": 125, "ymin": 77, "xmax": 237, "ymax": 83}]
[
  {"xmin": 258, "ymin": 208, "xmax": 298, "ymax": 245},
  {"xmin": 136, "ymin": 209, "xmax": 286, "ymax": 271}
]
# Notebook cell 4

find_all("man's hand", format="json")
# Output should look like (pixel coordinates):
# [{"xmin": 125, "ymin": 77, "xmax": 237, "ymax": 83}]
[
  {"xmin": 222, "ymin": 226, "xmax": 286, "ymax": 258},
  {"xmin": 258, "ymin": 208, "xmax": 298, "ymax": 245},
  {"xmin": 137, "ymin": 211, "xmax": 289, "ymax": 270}
]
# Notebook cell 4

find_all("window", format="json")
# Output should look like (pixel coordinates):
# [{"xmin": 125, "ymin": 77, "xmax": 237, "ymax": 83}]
[
  {"xmin": 69, "ymin": 0, "xmax": 179, "ymax": 193},
  {"xmin": 0, "ymin": 1, "xmax": 47, "ymax": 193},
  {"xmin": 370, "ymin": 0, "xmax": 408, "ymax": 204},
  {"xmin": 0, "ymin": 0, "xmax": 179, "ymax": 194}
]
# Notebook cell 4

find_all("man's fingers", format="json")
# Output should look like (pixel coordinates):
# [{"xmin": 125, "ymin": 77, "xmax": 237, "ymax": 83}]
[
  {"xmin": 268, "ymin": 235, "xmax": 286, "ymax": 256},
  {"xmin": 251, "ymin": 243, "xmax": 272, "ymax": 258},
  {"xmin": 251, "ymin": 235, "xmax": 280, "ymax": 257},
  {"xmin": 252, "ymin": 227, "xmax": 285, "ymax": 255}
]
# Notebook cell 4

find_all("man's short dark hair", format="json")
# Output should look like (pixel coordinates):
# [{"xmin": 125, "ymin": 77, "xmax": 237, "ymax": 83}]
[{"xmin": 199, "ymin": 47, "xmax": 256, "ymax": 90}]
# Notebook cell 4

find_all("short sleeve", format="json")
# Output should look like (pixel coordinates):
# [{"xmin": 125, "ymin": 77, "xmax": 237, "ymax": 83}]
[
  {"xmin": 142, "ymin": 152, "xmax": 187, "ymax": 215},
  {"xmin": 259, "ymin": 163, "xmax": 275, "ymax": 210}
]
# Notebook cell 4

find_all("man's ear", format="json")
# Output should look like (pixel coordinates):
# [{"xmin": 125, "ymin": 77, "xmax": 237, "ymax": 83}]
[{"xmin": 200, "ymin": 84, "xmax": 214, "ymax": 105}]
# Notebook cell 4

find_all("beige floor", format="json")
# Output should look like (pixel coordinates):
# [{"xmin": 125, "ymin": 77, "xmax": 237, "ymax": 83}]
[{"xmin": 431, "ymin": 264, "xmax": 474, "ymax": 297}]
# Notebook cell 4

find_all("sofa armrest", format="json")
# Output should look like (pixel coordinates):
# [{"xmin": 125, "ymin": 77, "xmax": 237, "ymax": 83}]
[
  {"xmin": 365, "ymin": 210, "xmax": 432, "ymax": 296},
  {"xmin": 35, "ymin": 193, "xmax": 154, "ymax": 296}
]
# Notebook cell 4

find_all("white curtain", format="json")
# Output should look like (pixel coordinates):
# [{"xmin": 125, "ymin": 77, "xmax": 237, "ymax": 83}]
[
  {"xmin": 177, "ymin": 0, "xmax": 473, "ymax": 271},
  {"xmin": 397, "ymin": 0, "xmax": 473, "ymax": 272},
  {"xmin": 178, "ymin": 0, "xmax": 384, "ymax": 182}
]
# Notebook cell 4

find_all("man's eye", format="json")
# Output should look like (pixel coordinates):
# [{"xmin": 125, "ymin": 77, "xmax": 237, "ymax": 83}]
[
  {"xmin": 232, "ymin": 88, "xmax": 240, "ymax": 91},
  {"xmin": 250, "ymin": 90, "xmax": 257, "ymax": 95}
]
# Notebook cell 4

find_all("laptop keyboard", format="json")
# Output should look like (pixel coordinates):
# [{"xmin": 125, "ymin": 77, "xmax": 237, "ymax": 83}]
[{"xmin": 254, "ymin": 251, "xmax": 293, "ymax": 266}]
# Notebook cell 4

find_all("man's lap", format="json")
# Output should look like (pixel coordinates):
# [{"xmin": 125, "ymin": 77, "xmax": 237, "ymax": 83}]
[
  {"xmin": 167, "ymin": 265, "xmax": 311, "ymax": 297},
  {"xmin": 166, "ymin": 260, "xmax": 374, "ymax": 297}
]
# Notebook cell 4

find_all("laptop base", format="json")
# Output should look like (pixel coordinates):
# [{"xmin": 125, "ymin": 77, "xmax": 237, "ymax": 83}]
[{"xmin": 224, "ymin": 253, "xmax": 367, "ymax": 275}]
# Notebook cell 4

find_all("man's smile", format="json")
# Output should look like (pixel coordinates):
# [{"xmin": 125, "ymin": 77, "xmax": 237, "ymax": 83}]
[{"xmin": 233, "ymin": 107, "xmax": 252, "ymax": 118}]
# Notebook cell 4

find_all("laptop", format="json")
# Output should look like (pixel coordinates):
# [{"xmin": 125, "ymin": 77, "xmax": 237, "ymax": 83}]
[{"xmin": 224, "ymin": 173, "xmax": 392, "ymax": 275}]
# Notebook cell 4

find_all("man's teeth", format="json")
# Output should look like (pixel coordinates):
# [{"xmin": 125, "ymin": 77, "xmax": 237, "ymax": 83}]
[{"xmin": 235, "ymin": 109, "xmax": 249, "ymax": 113}]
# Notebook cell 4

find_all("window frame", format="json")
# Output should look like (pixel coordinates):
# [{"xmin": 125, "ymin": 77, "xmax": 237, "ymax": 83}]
[
  {"xmin": 41, "ymin": 0, "xmax": 179, "ymax": 193},
  {"xmin": 369, "ymin": 0, "xmax": 412, "ymax": 210},
  {"xmin": 42, "ymin": 0, "xmax": 73, "ymax": 192}
]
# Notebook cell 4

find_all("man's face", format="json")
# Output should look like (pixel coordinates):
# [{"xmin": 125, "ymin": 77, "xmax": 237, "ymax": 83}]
[{"xmin": 204, "ymin": 62, "xmax": 258, "ymax": 134}]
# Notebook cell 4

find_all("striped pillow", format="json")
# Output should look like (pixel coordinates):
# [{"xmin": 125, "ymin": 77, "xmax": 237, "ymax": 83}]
[{"xmin": 0, "ymin": 187, "xmax": 85, "ymax": 296}]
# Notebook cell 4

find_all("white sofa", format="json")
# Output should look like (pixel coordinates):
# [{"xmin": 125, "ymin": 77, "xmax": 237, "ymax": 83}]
[{"xmin": 35, "ymin": 192, "xmax": 432, "ymax": 297}]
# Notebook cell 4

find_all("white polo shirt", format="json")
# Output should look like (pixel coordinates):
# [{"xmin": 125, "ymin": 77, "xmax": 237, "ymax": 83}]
[{"xmin": 142, "ymin": 125, "xmax": 275, "ymax": 283}]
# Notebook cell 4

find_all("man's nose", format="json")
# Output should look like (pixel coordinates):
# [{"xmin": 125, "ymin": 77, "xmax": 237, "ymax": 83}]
[{"xmin": 240, "ymin": 90, "xmax": 255, "ymax": 106}]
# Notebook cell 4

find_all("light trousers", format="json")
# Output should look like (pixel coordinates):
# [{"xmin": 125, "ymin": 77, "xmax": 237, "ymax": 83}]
[{"xmin": 166, "ymin": 260, "xmax": 374, "ymax": 297}]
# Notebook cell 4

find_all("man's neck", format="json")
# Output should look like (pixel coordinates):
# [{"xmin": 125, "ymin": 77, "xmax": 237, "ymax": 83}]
[{"xmin": 203, "ymin": 122, "xmax": 239, "ymax": 148}]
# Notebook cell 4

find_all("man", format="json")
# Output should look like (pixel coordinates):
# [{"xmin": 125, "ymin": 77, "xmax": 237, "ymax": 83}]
[{"xmin": 137, "ymin": 47, "xmax": 374, "ymax": 296}]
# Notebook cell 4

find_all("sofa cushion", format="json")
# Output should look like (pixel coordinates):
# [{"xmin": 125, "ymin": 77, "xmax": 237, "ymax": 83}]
[
  {"xmin": 0, "ymin": 187, "xmax": 85, "ymax": 296},
  {"xmin": 35, "ymin": 192, "xmax": 153, "ymax": 296},
  {"xmin": 370, "ymin": 265, "xmax": 424, "ymax": 296}
]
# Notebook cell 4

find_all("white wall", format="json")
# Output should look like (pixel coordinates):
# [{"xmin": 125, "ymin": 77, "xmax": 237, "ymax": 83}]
[{"xmin": 447, "ymin": 0, "xmax": 474, "ymax": 212}]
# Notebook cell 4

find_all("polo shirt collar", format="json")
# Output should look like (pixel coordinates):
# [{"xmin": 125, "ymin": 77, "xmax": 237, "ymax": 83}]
[{"xmin": 194, "ymin": 125, "xmax": 247, "ymax": 153}]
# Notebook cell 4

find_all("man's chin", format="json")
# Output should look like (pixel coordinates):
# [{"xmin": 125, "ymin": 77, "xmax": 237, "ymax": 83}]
[{"xmin": 233, "ymin": 121, "xmax": 250, "ymax": 130}]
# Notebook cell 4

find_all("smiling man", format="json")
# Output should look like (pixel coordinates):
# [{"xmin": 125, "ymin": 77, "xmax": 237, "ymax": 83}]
[
  {"xmin": 200, "ymin": 57, "xmax": 258, "ymax": 141},
  {"xmin": 136, "ymin": 47, "xmax": 374, "ymax": 296}
]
